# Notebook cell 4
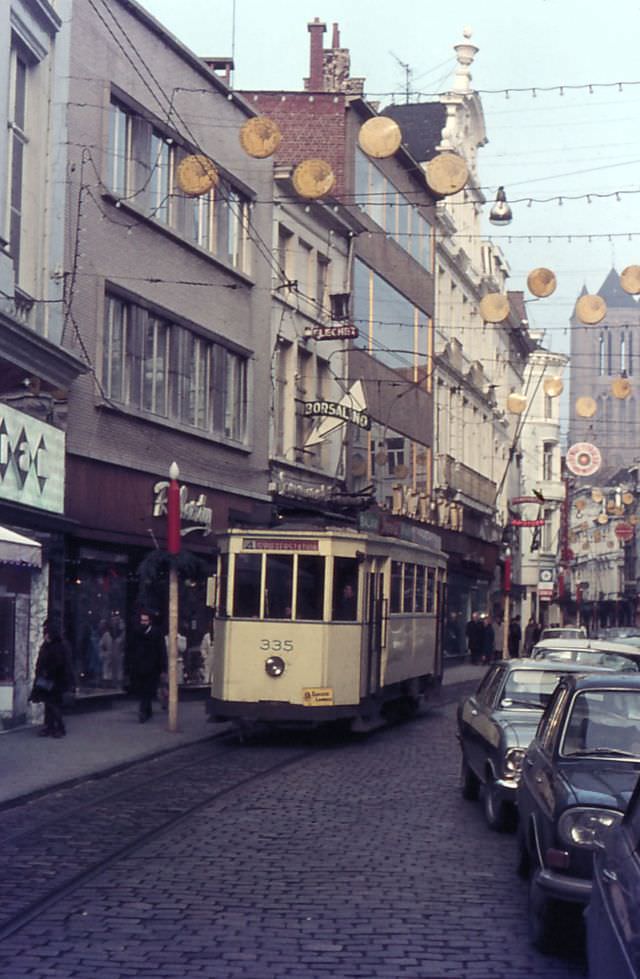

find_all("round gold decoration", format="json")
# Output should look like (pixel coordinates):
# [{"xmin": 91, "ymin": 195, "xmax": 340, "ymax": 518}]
[
  {"xmin": 527, "ymin": 268, "xmax": 557, "ymax": 298},
  {"xmin": 358, "ymin": 117, "xmax": 402, "ymax": 159},
  {"xmin": 350, "ymin": 453, "xmax": 367, "ymax": 477},
  {"xmin": 175, "ymin": 154, "xmax": 218, "ymax": 196},
  {"xmin": 239, "ymin": 116, "xmax": 282, "ymax": 158},
  {"xmin": 575, "ymin": 499, "xmax": 586, "ymax": 512},
  {"xmin": 506, "ymin": 392, "xmax": 527, "ymax": 414},
  {"xmin": 543, "ymin": 376, "xmax": 563, "ymax": 398},
  {"xmin": 292, "ymin": 159, "xmax": 335, "ymax": 199},
  {"xmin": 591, "ymin": 488, "xmax": 603, "ymax": 503},
  {"xmin": 597, "ymin": 513, "xmax": 609, "ymax": 525},
  {"xmin": 394, "ymin": 464, "xmax": 409, "ymax": 479},
  {"xmin": 479, "ymin": 293, "xmax": 511, "ymax": 323},
  {"xmin": 375, "ymin": 449, "xmax": 388, "ymax": 466},
  {"xmin": 623, "ymin": 491, "xmax": 635, "ymax": 506},
  {"xmin": 576, "ymin": 396, "xmax": 597, "ymax": 418},
  {"xmin": 575, "ymin": 294, "xmax": 607, "ymax": 325},
  {"xmin": 630, "ymin": 515, "xmax": 639, "ymax": 526},
  {"xmin": 612, "ymin": 377, "xmax": 631, "ymax": 400},
  {"xmin": 620, "ymin": 265, "xmax": 640, "ymax": 295},
  {"xmin": 424, "ymin": 152, "xmax": 469, "ymax": 196}
]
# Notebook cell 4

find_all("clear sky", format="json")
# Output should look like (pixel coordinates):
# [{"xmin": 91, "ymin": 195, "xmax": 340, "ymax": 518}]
[{"xmin": 138, "ymin": 0, "xmax": 640, "ymax": 413}]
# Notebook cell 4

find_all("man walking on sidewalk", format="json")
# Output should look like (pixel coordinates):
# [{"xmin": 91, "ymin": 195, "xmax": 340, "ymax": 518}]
[{"xmin": 127, "ymin": 610, "xmax": 166, "ymax": 723}]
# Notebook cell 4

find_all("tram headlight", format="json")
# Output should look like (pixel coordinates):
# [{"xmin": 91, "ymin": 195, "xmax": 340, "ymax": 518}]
[{"xmin": 265, "ymin": 655, "xmax": 285, "ymax": 677}]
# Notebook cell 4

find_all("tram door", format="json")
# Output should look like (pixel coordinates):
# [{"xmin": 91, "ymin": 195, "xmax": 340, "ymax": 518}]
[{"xmin": 365, "ymin": 563, "xmax": 386, "ymax": 695}]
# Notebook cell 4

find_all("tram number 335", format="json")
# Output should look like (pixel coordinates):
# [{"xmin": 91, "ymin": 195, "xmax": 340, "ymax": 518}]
[{"xmin": 259, "ymin": 639, "xmax": 294, "ymax": 652}]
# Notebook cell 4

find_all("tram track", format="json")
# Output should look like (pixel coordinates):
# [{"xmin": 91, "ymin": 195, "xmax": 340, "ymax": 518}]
[{"xmin": 0, "ymin": 737, "xmax": 317, "ymax": 942}]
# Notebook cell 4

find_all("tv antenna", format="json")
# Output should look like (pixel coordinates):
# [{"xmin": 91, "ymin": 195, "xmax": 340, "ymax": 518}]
[{"xmin": 390, "ymin": 51, "xmax": 413, "ymax": 102}]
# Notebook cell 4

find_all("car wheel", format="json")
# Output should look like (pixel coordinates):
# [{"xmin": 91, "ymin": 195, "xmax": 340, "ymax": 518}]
[
  {"xmin": 528, "ymin": 868, "xmax": 560, "ymax": 952},
  {"xmin": 460, "ymin": 756, "xmax": 480, "ymax": 801},
  {"xmin": 483, "ymin": 777, "xmax": 508, "ymax": 831}
]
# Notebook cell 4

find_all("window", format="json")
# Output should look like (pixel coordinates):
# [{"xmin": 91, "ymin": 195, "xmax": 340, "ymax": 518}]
[
  {"xmin": 277, "ymin": 224, "xmax": 295, "ymax": 294},
  {"xmin": 297, "ymin": 555, "xmax": 325, "ymax": 620},
  {"xmin": 403, "ymin": 563, "xmax": 415, "ymax": 612},
  {"xmin": 233, "ymin": 554, "xmax": 261, "ymax": 617},
  {"xmin": 426, "ymin": 568, "xmax": 436, "ymax": 613},
  {"xmin": 265, "ymin": 555, "xmax": 293, "ymax": 619},
  {"xmin": 103, "ymin": 294, "xmax": 248, "ymax": 441},
  {"xmin": 316, "ymin": 255, "xmax": 330, "ymax": 317},
  {"xmin": 8, "ymin": 47, "xmax": 28, "ymax": 281},
  {"xmin": 542, "ymin": 442, "xmax": 554, "ymax": 481},
  {"xmin": 332, "ymin": 557, "xmax": 359, "ymax": 621},
  {"xmin": 390, "ymin": 561, "xmax": 402, "ymax": 613},
  {"xmin": 106, "ymin": 101, "xmax": 252, "ymax": 273},
  {"xmin": 415, "ymin": 565, "xmax": 426, "ymax": 612},
  {"xmin": 0, "ymin": 596, "xmax": 16, "ymax": 682},
  {"xmin": 107, "ymin": 102, "xmax": 131, "ymax": 196},
  {"xmin": 544, "ymin": 394, "xmax": 553, "ymax": 419},
  {"xmin": 387, "ymin": 438, "xmax": 405, "ymax": 473}
]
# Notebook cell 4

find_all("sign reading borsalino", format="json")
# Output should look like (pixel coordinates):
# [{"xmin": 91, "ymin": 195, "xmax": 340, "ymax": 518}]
[
  {"xmin": 303, "ymin": 401, "xmax": 371, "ymax": 430},
  {"xmin": 242, "ymin": 538, "xmax": 320, "ymax": 552},
  {"xmin": 0, "ymin": 403, "xmax": 65, "ymax": 513}
]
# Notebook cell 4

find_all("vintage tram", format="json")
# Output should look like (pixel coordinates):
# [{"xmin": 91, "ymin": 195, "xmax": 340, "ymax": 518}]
[{"xmin": 206, "ymin": 521, "xmax": 446, "ymax": 733}]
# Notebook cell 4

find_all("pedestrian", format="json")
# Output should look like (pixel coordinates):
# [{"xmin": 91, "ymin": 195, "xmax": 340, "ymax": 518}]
[
  {"xmin": 98, "ymin": 618, "xmax": 113, "ymax": 685},
  {"xmin": 482, "ymin": 615, "xmax": 495, "ymax": 664},
  {"xmin": 523, "ymin": 616, "xmax": 538, "ymax": 656},
  {"xmin": 508, "ymin": 615, "xmax": 522, "ymax": 659},
  {"xmin": 127, "ymin": 610, "xmax": 166, "ymax": 723},
  {"xmin": 200, "ymin": 628, "xmax": 214, "ymax": 685},
  {"xmin": 29, "ymin": 619, "xmax": 73, "ymax": 737},
  {"xmin": 465, "ymin": 611, "xmax": 484, "ymax": 664}
]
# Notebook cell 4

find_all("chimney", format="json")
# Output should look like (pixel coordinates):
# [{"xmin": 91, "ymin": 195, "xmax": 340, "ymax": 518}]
[
  {"xmin": 332, "ymin": 23, "xmax": 340, "ymax": 47},
  {"xmin": 307, "ymin": 18, "xmax": 326, "ymax": 91}
]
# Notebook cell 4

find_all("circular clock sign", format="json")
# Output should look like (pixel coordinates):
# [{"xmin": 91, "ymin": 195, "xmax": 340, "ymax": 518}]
[{"xmin": 566, "ymin": 442, "xmax": 602, "ymax": 477}]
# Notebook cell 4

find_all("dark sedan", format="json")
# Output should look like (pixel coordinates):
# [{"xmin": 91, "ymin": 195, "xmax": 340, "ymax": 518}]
[
  {"xmin": 516, "ymin": 673, "xmax": 640, "ymax": 951},
  {"xmin": 456, "ymin": 658, "xmax": 628, "ymax": 832},
  {"xmin": 586, "ymin": 772, "xmax": 640, "ymax": 979}
]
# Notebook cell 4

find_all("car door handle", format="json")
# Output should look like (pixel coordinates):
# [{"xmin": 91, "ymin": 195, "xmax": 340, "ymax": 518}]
[{"xmin": 602, "ymin": 868, "xmax": 618, "ymax": 884}]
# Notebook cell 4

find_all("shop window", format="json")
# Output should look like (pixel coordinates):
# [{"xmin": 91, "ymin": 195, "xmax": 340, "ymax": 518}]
[
  {"xmin": 0, "ymin": 596, "xmax": 16, "ymax": 682},
  {"xmin": 332, "ymin": 557, "xmax": 359, "ymax": 621}
]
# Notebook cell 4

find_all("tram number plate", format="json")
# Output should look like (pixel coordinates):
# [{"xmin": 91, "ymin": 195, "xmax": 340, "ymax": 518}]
[{"xmin": 303, "ymin": 687, "xmax": 334, "ymax": 706}]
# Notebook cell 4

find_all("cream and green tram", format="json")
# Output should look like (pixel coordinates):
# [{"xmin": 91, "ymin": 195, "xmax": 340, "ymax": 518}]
[{"xmin": 207, "ymin": 525, "xmax": 447, "ymax": 732}]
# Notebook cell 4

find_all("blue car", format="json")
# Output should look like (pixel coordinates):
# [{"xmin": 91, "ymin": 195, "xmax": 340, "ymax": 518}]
[{"xmin": 587, "ymin": 772, "xmax": 640, "ymax": 979}]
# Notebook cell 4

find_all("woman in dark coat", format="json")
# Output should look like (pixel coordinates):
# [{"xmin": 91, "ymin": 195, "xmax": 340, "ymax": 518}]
[{"xmin": 30, "ymin": 621, "xmax": 71, "ymax": 737}]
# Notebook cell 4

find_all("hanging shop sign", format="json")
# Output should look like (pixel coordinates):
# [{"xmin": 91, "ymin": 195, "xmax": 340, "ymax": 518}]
[
  {"xmin": 0, "ymin": 403, "xmax": 65, "ymax": 513},
  {"xmin": 538, "ymin": 567, "xmax": 554, "ymax": 601},
  {"xmin": 615, "ymin": 523, "xmax": 635, "ymax": 542},
  {"xmin": 152, "ymin": 482, "xmax": 213, "ymax": 536},
  {"xmin": 566, "ymin": 442, "xmax": 602, "ymax": 477},
  {"xmin": 311, "ymin": 324, "xmax": 359, "ymax": 341},
  {"xmin": 509, "ymin": 496, "xmax": 546, "ymax": 527},
  {"xmin": 303, "ymin": 401, "xmax": 370, "ymax": 430}
]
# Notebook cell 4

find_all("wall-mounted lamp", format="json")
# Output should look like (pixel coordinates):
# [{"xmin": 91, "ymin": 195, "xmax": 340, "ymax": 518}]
[{"xmin": 489, "ymin": 186, "xmax": 513, "ymax": 226}]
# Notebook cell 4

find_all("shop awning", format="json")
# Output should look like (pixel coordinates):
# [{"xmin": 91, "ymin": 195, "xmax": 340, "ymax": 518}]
[{"xmin": 0, "ymin": 527, "xmax": 42, "ymax": 568}]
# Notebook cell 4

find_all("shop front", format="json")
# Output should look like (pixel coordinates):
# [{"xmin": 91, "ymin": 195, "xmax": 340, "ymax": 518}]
[{"xmin": 65, "ymin": 456, "xmax": 271, "ymax": 695}]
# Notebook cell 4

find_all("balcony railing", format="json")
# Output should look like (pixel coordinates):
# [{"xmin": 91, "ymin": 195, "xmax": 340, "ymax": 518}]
[{"xmin": 436, "ymin": 454, "xmax": 497, "ymax": 509}]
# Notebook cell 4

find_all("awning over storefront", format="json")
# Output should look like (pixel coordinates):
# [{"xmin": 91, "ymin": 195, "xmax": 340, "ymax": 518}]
[{"xmin": 0, "ymin": 527, "xmax": 42, "ymax": 568}]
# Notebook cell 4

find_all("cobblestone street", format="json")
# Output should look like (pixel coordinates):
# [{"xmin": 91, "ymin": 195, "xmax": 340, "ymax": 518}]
[{"xmin": 0, "ymin": 700, "xmax": 586, "ymax": 979}]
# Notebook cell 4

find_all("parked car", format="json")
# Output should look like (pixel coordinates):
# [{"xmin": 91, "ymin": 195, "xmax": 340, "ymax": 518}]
[
  {"xmin": 539, "ymin": 625, "xmax": 587, "ymax": 641},
  {"xmin": 530, "ymin": 637, "xmax": 640, "ymax": 670},
  {"xmin": 516, "ymin": 673, "xmax": 640, "ymax": 951},
  {"xmin": 586, "ymin": 771, "xmax": 640, "ymax": 979},
  {"xmin": 456, "ymin": 657, "xmax": 633, "ymax": 832}
]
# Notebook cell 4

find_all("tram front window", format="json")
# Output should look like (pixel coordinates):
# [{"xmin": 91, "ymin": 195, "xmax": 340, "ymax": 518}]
[
  {"xmin": 332, "ymin": 557, "xmax": 359, "ymax": 621},
  {"xmin": 233, "ymin": 554, "xmax": 261, "ymax": 617},
  {"xmin": 297, "ymin": 555, "xmax": 325, "ymax": 620},
  {"xmin": 265, "ymin": 554, "xmax": 293, "ymax": 619}
]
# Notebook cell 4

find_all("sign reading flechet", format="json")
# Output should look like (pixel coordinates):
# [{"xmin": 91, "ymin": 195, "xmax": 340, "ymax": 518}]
[{"xmin": 0, "ymin": 403, "xmax": 65, "ymax": 513}]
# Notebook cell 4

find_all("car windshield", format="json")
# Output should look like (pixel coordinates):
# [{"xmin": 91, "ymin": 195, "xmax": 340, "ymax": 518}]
[
  {"xmin": 501, "ymin": 670, "xmax": 566, "ymax": 709},
  {"xmin": 535, "ymin": 650, "xmax": 637, "ymax": 671},
  {"xmin": 562, "ymin": 689, "xmax": 640, "ymax": 758}
]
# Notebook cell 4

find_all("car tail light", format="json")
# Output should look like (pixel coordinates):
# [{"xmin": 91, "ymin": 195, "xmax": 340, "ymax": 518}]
[{"xmin": 546, "ymin": 848, "xmax": 570, "ymax": 869}]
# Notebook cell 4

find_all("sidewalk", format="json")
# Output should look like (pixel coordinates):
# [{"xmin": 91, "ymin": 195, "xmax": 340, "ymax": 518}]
[{"xmin": 0, "ymin": 662, "xmax": 485, "ymax": 809}]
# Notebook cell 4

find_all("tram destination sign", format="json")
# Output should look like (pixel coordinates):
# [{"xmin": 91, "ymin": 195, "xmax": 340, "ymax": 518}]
[
  {"xmin": 243, "ymin": 538, "xmax": 320, "ymax": 552},
  {"xmin": 303, "ymin": 400, "xmax": 370, "ymax": 430}
]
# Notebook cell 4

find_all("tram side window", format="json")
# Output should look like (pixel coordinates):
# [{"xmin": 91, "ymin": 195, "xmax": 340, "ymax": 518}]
[
  {"xmin": 415, "ymin": 565, "xmax": 426, "ymax": 612},
  {"xmin": 217, "ymin": 553, "xmax": 228, "ymax": 616},
  {"xmin": 297, "ymin": 555, "xmax": 325, "ymax": 620},
  {"xmin": 403, "ymin": 563, "xmax": 415, "ymax": 612},
  {"xmin": 233, "ymin": 554, "xmax": 261, "ymax": 617},
  {"xmin": 426, "ymin": 567, "xmax": 436, "ymax": 613},
  {"xmin": 332, "ymin": 557, "xmax": 359, "ymax": 621},
  {"xmin": 390, "ymin": 561, "xmax": 402, "ymax": 613},
  {"xmin": 265, "ymin": 555, "xmax": 293, "ymax": 619}
]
